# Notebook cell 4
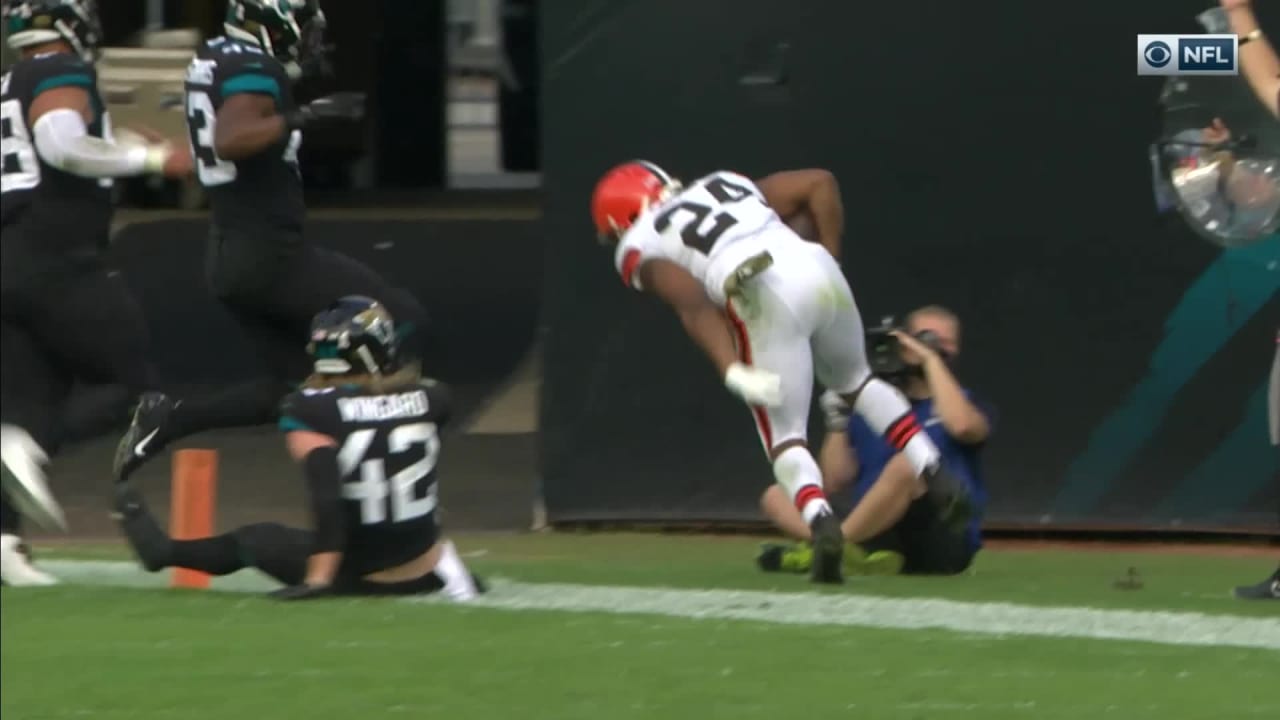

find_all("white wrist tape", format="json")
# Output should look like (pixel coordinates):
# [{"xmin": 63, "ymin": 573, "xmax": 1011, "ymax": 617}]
[{"xmin": 33, "ymin": 108, "xmax": 166, "ymax": 178}]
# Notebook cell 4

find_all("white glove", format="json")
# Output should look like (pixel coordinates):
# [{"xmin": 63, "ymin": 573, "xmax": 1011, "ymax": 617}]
[
  {"xmin": 724, "ymin": 362, "xmax": 783, "ymax": 408},
  {"xmin": 819, "ymin": 390, "xmax": 851, "ymax": 431}
]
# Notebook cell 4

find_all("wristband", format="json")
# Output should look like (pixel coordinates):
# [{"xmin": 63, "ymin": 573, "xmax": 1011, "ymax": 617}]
[{"xmin": 141, "ymin": 144, "xmax": 170, "ymax": 174}]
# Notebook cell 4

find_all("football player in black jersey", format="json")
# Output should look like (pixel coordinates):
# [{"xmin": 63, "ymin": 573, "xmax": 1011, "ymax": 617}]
[
  {"xmin": 114, "ymin": 296, "xmax": 481, "ymax": 600},
  {"xmin": 112, "ymin": 0, "xmax": 430, "ymax": 483},
  {"xmin": 0, "ymin": 0, "xmax": 190, "ymax": 586}
]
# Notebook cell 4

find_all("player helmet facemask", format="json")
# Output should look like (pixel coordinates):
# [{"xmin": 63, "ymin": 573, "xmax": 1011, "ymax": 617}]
[
  {"xmin": 1147, "ymin": 6, "xmax": 1279, "ymax": 249},
  {"xmin": 224, "ymin": 0, "xmax": 331, "ymax": 80},
  {"xmin": 3, "ymin": 0, "xmax": 102, "ymax": 62},
  {"xmin": 308, "ymin": 296, "xmax": 401, "ymax": 377},
  {"xmin": 591, "ymin": 160, "xmax": 682, "ymax": 244}
]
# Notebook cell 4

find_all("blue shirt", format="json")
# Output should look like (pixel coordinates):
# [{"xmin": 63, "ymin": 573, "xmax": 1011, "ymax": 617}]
[{"xmin": 846, "ymin": 393, "xmax": 991, "ymax": 550}]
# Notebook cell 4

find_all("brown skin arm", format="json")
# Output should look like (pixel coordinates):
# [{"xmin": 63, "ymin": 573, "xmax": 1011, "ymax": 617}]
[
  {"xmin": 755, "ymin": 169, "xmax": 844, "ymax": 259},
  {"xmin": 28, "ymin": 86, "xmax": 94, "ymax": 127},
  {"xmin": 213, "ymin": 93, "xmax": 288, "ymax": 162},
  {"xmin": 638, "ymin": 259, "xmax": 739, "ymax": 376}
]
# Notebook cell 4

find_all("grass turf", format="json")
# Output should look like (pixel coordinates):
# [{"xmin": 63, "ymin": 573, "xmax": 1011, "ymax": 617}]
[{"xmin": 3, "ymin": 533, "xmax": 1277, "ymax": 719}]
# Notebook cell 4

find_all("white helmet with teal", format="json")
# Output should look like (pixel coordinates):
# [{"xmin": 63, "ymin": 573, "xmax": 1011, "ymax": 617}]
[
  {"xmin": 224, "ymin": 0, "xmax": 328, "ymax": 80},
  {"xmin": 3, "ymin": 0, "xmax": 101, "ymax": 62}
]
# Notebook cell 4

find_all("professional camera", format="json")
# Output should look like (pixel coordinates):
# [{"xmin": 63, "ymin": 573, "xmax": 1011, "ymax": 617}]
[{"xmin": 865, "ymin": 316, "xmax": 947, "ymax": 379}]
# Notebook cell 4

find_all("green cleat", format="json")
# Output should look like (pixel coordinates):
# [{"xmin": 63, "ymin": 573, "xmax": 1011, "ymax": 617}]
[
  {"xmin": 844, "ymin": 545, "xmax": 904, "ymax": 576},
  {"xmin": 756, "ymin": 542, "xmax": 813, "ymax": 574}
]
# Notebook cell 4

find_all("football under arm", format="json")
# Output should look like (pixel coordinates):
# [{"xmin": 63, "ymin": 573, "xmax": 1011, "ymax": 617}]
[
  {"xmin": 755, "ymin": 169, "xmax": 844, "ymax": 260},
  {"xmin": 29, "ymin": 88, "xmax": 167, "ymax": 178},
  {"xmin": 213, "ymin": 92, "xmax": 289, "ymax": 161},
  {"xmin": 286, "ymin": 430, "xmax": 344, "ymax": 584},
  {"xmin": 638, "ymin": 259, "xmax": 739, "ymax": 376}
]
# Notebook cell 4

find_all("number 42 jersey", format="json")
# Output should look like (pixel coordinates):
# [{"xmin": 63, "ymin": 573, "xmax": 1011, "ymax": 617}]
[
  {"xmin": 279, "ymin": 379, "xmax": 452, "ymax": 577},
  {"xmin": 613, "ymin": 170, "xmax": 806, "ymax": 306}
]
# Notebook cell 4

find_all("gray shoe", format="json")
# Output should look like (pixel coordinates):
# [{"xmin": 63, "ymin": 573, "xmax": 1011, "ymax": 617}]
[{"xmin": 1234, "ymin": 568, "xmax": 1280, "ymax": 600}]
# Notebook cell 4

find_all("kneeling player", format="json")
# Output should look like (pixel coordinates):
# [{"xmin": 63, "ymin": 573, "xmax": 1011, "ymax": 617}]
[{"xmin": 113, "ymin": 297, "xmax": 481, "ymax": 601}]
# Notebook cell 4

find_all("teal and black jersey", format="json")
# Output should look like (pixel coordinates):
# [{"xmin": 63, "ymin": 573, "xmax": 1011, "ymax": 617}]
[
  {"xmin": 278, "ymin": 379, "xmax": 452, "ymax": 577},
  {"xmin": 1, "ymin": 51, "xmax": 114, "ymax": 265},
  {"xmin": 185, "ymin": 37, "xmax": 304, "ymax": 243}
]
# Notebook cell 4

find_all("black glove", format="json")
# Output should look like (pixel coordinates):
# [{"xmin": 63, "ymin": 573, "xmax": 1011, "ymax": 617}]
[
  {"xmin": 284, "ymin": 92, "xmax": 366, "ymax": 130},
  {"xmin": 270, "ymin": 583, "xmax": 333, "ymax": 601}
]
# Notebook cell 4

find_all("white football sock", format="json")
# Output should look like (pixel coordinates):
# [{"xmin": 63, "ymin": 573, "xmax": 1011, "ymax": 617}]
[
  {"xmin": 772, "ymin": 446, "xmax": 832, "ymax": 524},
  {"xmin": 851, "ymin": 378, "xmax": 940, "ymax": 475}
]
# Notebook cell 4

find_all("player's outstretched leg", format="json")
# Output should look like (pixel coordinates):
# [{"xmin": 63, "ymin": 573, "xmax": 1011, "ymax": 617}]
[
  {"xmin": 726, "ymin": 288, "xmax": 842, "ymax": 584},
  {"xmin": 113, "ymin": 376, "xmax": 287, "ymax": 483},
  {"xmin": 114, "ymin": 483, "xmax": 310, "ymax": 585}
]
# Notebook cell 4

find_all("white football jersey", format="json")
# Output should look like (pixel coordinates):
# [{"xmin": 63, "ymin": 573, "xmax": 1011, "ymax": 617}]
[{"xmin": 613, "ymin": 170, "xmax": 806, "ymax": 306}]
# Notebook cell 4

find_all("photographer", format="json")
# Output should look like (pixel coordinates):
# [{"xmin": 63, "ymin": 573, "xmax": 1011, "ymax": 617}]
[{"xmin": 756, "ymin": 305, "xmax": 990, "ymax": 576}]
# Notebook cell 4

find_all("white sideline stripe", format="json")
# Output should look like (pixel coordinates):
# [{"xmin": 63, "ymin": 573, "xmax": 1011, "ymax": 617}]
[{"xmin": 35, "ymin": 560, "xmax": 1280, "ymax": 651}]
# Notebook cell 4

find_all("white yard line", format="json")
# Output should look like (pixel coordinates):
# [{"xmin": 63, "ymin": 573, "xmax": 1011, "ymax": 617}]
[{"xmin": 34, "ymin": 560, "xmax": 1280, "ymax": 651}]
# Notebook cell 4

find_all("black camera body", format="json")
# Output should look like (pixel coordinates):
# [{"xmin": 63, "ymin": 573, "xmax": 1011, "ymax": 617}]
[{"xmin": 865, "ymin": 316, "xmax": 947, "ymax": 380}]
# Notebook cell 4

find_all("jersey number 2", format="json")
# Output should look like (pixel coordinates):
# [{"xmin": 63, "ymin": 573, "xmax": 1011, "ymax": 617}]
[
  {"xmin": 652, "ymin": 177, "xmax": 755, "ymax": 253},
  {"xmin": 338, "ymin": 422, "xmax": 441, "ymax": 525}
]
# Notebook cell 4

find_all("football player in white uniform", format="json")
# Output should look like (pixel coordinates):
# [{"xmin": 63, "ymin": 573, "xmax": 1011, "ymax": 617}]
[{"xmin": 591, "ymin": 161, "xmax": 971, "ymax": 584}]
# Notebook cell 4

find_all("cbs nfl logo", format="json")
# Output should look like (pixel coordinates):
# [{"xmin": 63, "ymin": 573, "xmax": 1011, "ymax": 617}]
[{"xmin": 1138, "ymin": 34, "xmax": 1238, "ymax": 76}]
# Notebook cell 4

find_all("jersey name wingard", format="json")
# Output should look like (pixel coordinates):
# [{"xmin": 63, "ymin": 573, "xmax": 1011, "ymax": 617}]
[{"xmin": 337, "ymin": 390, "xmax": 430, "ymax": 423}]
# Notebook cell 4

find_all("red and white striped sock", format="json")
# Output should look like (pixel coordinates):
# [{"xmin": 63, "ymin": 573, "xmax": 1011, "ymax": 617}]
[
  {"xmin": 773, "ymin": 446, "xmax": 832, "ymax": 524},
  {"xmin": 853, "ymin": 378, "xmax": 941, "ymax": 476}
]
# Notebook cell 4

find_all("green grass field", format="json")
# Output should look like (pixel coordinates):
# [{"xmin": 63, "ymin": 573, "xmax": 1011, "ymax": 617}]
[{"xmin": 3, "ymin": 533, "xmax": 1277, "ymax": 719}]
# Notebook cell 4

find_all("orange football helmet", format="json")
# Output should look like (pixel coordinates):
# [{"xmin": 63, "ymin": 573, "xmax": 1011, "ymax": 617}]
[{"xmin": 590, "ymin": 160, "xmax": 680, "ymax": 242}]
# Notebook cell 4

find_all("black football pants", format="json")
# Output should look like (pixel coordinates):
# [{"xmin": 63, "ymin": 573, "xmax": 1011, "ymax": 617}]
[
  {"xmin": 164, "ymin": 245, "xmax": 430, "ymax": 440},
  {"xmin": 0, "ymin": 265, "xmax": 156, "ymax": 533}
]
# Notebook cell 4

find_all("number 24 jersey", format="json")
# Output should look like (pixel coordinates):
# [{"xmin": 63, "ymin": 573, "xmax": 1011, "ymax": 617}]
[{"xmin": 613, "ymin": 170, "xmax": 805, "ymax": 306}]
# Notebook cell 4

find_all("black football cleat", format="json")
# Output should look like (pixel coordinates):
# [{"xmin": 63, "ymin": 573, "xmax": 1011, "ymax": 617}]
[
  {"xmin": 1233, "ymin": 568, "xmax": 1280, "ymax": 600},
  {"xmin": 923, "ymin": 464, "xmax": 974, "ymax": 532},
  {"xmin": 808, "ymin": 511, "xmax": 845, "ymax": 585},
  {"xmin": 113, "ymin": 392, "xmax": 177, "ymax": 483},
  {"xmin": 111, "ymin": 483, "xmax": 173, "ymax": 573}
]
